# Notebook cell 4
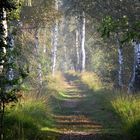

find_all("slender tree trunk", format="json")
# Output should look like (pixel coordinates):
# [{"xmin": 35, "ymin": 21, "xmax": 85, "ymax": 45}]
[
  {"xmin": 118, "ymin": 46, "xmax": 123, "ymax": 87},
  {"xmin": 80, "ymin": 11, "xmax": 86, "ymax": 72},
  {"xmin": 7, "ymin": 34, "xmax": 15, "ymax": 81},
  {"xmin": 63, "ymin": 45, "xmax": 67, "ymax": 71},
  {"xmin": 128, "ymin": 41, "xmax": 140, "ymax": 93},
  {"xmin": 0, "ymin": 8, "xmax": 8, "ymax": 140},
  {"xmin": 43, "ymin": 28, "xmax": 47, "ymax": 53},
  {"xmin": 34, "ymin": 30, "xmax": 42, "ymax": 85},
  {"xmin": 115, "ymin": 34, "xmax": 123, "ymax": 88},
  {"xmin": 51, "ymin": 0, "xmax": 59, "ymax": 76},
  {"xmin": 0, "ymin": 8, "xmax": 8, "ymax": 73},
  {"xmin": 75, "ymin": 27, "xmax": 80, "ymax": 71},
  {"xmin": 2, "ymin": 9, "xmax": 8, "ymax": 45}
]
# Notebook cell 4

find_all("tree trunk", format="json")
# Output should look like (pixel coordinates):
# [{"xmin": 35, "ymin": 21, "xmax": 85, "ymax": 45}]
[
  {"xmin": 0, "ymin": 8, "xmax": 8, "ymax": 140},
  {"xmin": 128, "ymin": 41, "xmax": 140, "ymax": 93},
  {"xmin": 63, "ymin": 45, "xmax": 67, "ymax": 71},
  {"xmin": 34, "ymin": 30, "xmax": 42, "ymax": 85},
  {"xmin": 2, "ymin": 9, "xmax": 8, "ymax": 45},
  {"xmin": 0, "ymin": 8, "xmax": 8, "ymax": 74},
  {"xmin": 115, "ymin": 34, "xmax": 123, "ymax": 88},
  {"xmin": 7, "ymin": 34, "xmax": 15, "ymax": 81},
  {"xmin": 75, "ymin": 27, "xmax": 80, "ymax": 71},
  {"xmin": 118, "ymin": 46, "xmax": 123, "ymax": 87},
  {"xmin": 51, "ymin": 0, "xmax": 59, "ymax": 76},
  {"xmin": 80, "ymin": 11, "xmax": 86, "ymax": 72}
]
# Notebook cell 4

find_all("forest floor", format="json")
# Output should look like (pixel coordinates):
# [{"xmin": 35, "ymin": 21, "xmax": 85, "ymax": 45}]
[{"xmin": 42, "ymin": 72, "xmax": 126, "ymax": 140}]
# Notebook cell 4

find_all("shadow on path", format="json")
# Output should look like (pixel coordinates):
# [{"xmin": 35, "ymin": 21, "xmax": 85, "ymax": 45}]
[{"xmin": 48, "ymin": 73, "xmax": 125, "ymax": 140}]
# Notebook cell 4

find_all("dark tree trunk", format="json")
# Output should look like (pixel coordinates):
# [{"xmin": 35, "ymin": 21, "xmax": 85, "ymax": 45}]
[{"xmin": 128, "ymin": 41, "xmax": 140, "ymax": 93}]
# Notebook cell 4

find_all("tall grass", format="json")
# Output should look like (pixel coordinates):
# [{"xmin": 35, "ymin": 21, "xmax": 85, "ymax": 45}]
[
  {"xmin": 45, "ymin": 72, "xmax": 66, "ymax": 94},
  {"xmin": 112, "ymin": 94, "xmax": 140, "ymax": 140},
  {"xmin": 79, "ymin": 72, "xmax": 102, "ymax": 90},
  {"xmin": 4, "ymin": 94, "xmax": 53, "ymax": 140}
]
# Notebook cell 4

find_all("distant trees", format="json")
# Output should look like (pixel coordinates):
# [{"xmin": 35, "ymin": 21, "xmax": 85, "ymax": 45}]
[
  {"xmin": 63, "ymin": 0, "xmax": 87, "ymax": 72},
  {"xmin": 1, "ymin": 0, "xmax": 139, "ymax": 115},
  {"xmin": 61, "ymin": 0, "xmax": 140, "ymax": 91},
  {"xmin": 19, "ymin": 0, "xmax": 59, "ymax": 84}
]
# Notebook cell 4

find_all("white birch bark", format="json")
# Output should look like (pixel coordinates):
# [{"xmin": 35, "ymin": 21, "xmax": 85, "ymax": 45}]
[
  {"xmin": 115, "ymin": 34, "xmax": 123, "ymax": 88},
  {"xmin": 34, "ymin": 30, "xmax": 42, "ymax": 85},
  {"xmin": 75, "ymin": 27, "xmax": 80, "ymax": 71},
  {"xmin": 63, "ymin": 45, "xmax": 67, "ymax": 71},
  {"xmin": 80, "ymin": 11, "xmax": 86, "ymax": 72},
  {"xmin": 128, "ymin": 41, "xmax": 140, "ymax": 93},
  {"xmin": 7, "ymin": 34, "xmax": 15, "ymax": 81},
  {"xmin": 0, "ymin": 8, "xmax": 8, "ymax": 73},
  {"xmin": 51, "ymin": 0, "xmax": 59, "ymax": 75},
  {"xmin": 2, "ymin": 9, "xmax": 8, "ymax": 45},
  {"xmin": 60, "ymin": 15, "xmax": 68, "ymax": 72}
]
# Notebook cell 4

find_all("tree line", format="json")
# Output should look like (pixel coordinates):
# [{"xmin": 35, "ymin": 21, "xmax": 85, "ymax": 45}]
[{"xmin": 0, "ymin": 0, "xmax": 140, "ymax": 139}]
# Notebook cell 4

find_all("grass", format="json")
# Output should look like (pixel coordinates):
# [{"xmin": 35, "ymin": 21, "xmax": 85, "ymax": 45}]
[
  {"xmin": 79, "ymin": 72, "xmax": 103, "ymax": 90},
  {"xmin": 45, "ymin": 72, "xmax": 67, "ymax": 94},
  {"xmin": 4, "ymin": 93, "xmax": 55, "ymax": 140},
  {"xmin": 37, "ymin": 71, "xmax": 140, "ymax": 139},
  {"xmin": 46, "ymin": 71, "xmax": 123, "ymax": 134},
  {"xmin": 111, "ymin": 94, "xmax": 140, "ymax": 140},
  {"xmin": 3, "ymin": 71, "xmax": 140, "ymax": 140},
  {"xmin": 49, "ymin": 71, "xmax": 140, "ymax": 138}
]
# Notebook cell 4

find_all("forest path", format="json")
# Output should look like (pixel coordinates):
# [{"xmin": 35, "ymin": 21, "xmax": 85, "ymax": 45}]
[{"xmin": 48, "ymin": 73, "xmax": 122, "ymax": 140}]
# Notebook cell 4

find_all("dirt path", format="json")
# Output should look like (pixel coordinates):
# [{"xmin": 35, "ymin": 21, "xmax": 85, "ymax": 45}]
[{"xmin": 50, "ymin": 73, "xmax": 123, "ymax": 140}]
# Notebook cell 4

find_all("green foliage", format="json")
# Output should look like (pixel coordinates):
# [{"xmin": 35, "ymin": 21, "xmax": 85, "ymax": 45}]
[
  {"xmin": 99, "ymin": 16, "xmax": 117, "ymax": 38},
  {"xmin": 99, "ymin": 16, "xmax": 140, "ymax": 43}
]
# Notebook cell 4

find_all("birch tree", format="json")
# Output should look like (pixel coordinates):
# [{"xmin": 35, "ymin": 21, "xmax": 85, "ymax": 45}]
[
  {"xmin": 115, "ymin": 33, "xmax": 124, "ymax": 88},
  {"xmin": 0, "ymin": 1, "xmax": 21, "ymax": 139},
  {"xmin": 0, "ymin": 7, "xmax": 8, "ymax": 139},
  {"xmin": 79, "ymin": 11, "xmax": 86, "ymax": 72},
  {"xmin": 63, "ymin": 0, "xmax": 88, "ymax": 72},
  {"xmin": 75, "ymin": 25, "xmax": 80, "ymax": 71},
  {"xmin": 128, "ymin": 41, "xmax": 140, "ymax": 92},
  {"xmin": 34, "ymin": 29, "xmax": 42, "ymax": 85},
  {"xmin": 51, "ymin": 0, "xmax": 59, "ymax": 75}
]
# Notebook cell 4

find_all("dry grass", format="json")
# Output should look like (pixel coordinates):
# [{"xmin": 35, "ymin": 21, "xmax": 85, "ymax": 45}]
[
  {"xmin": 79, "ymin": 72, "xmax": 102, "ymax": 90},
  {"xmin": 45, "ymin": 72, "xmax": 67, "ymax": 94}
]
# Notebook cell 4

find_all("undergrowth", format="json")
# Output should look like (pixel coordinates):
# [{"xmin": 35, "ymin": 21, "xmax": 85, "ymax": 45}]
[
  {"xmin": 4, "ymin": 93, "xmax": 54, "ymax": 140},
  {"xmin": 4, "ymin": 71, "xmax": 140, "ymax": 140},
  {"xmin": 112, "ymin": 94, "xmax": 140, "ymax": 140}
]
